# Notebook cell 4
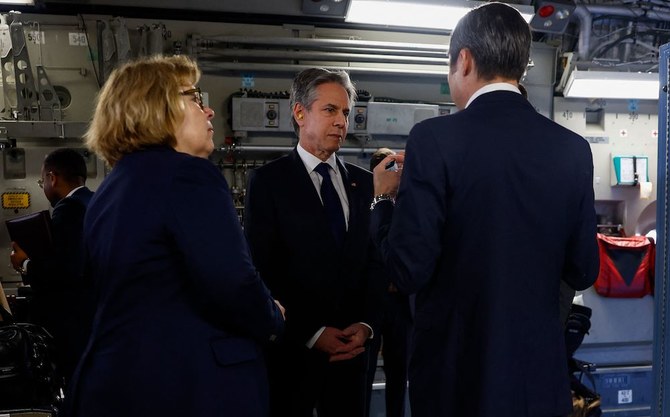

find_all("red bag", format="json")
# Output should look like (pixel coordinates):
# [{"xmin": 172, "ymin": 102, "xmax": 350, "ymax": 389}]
[{"xmin": 594, "ymin": 233, "xmax": 654, "ymax": 298}]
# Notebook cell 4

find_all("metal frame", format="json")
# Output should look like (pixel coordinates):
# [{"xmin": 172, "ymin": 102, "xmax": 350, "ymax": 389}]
[{"xmin": 652, "ymin": 41, "xmax": 670, "ymax": 417}]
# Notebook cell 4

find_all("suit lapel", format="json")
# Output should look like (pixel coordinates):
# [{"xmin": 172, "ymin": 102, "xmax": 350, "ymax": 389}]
[
  {"xmin": 288, "ymin": 149, "xmax": 324, "ymax": 211},
  {"xmin": 288, "ymin": 149, "xmax": 343, "ymax": 250}
]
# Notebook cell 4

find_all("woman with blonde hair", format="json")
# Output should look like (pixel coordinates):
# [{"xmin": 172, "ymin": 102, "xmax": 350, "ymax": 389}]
[{"xmin": 67, "ymin": 55, "xmax": 284, "ymax": 417}]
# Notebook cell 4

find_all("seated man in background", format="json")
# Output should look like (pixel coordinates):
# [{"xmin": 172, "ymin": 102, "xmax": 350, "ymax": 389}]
[{"xmin": 10, "ymin": 148, "xmax": 94, "ymax": 383}]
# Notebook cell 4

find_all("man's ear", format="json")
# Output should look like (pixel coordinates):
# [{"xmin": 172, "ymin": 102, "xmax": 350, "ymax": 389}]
[
  {"xmin": 49, "ymin": 172, "xmax": 58, "ymax": 188},
  {"xmin": 459, "ymin": 48, "xmax": 474, "ymax": 77},
  {"xmin": 293, "ymin": 103, "xmax": 305, "ymax": 124}
]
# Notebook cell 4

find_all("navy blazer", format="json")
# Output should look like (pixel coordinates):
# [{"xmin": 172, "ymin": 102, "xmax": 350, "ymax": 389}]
[
  {"xmin": 23, "ymin": 186, "xmax": 94, "ymax": 291},
  {"xmin": 67, "ymin": 147, "xmax": 284, "ymax": 417},
  {"xmin": 371, "ymin": 91, "xmax": 599, "ymax": 417},
  {"xmin": 23, "ymin": 186, "xmax": 94, "ymax": 380},
  {"xmin": 245, "ymin": 149, "xmax": 383, "ymax": 348}
]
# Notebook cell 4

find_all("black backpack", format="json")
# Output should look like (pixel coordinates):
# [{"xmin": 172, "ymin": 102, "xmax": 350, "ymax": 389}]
[
  {"xmin": 565, "ymin": 304, "xmax": 602, "ymax": 417},
  {"xmin": 0, "ymin": 307, "xmax": 63, "ymax": 412}
]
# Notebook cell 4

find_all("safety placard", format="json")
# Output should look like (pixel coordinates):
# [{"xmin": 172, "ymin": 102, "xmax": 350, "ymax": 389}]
[{"xmin": 2, "ymin": 192, "xmax": 30, "ymax": 209}]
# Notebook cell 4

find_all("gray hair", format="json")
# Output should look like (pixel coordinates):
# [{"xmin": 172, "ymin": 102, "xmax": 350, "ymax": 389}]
[{"xmin": 289, "ymin": 68, "xmax": 357, "ymax": 135}]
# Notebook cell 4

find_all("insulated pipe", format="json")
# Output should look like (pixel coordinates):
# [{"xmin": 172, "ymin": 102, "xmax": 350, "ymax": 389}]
[
  {"xmin": 584, "ymin": 4, "xmax": 670, "ymax": 21},
  {"xmin": 206, "ymin": 35, "xmax": 449, "ymax": 54},
  {"xmin": 574, "ymin": 5, "xmax": 593, "ymax": 61},
  {"xmin": 208, "ymin": 42, "xmax": 448, "ymax": 58},
  {"xmin": 198, "ymin": 49, "xmax": 448, "ymax": 65},
  {"xmin": 623, "ymin": 21, "xmax": 634, "ymax": 63},
  {"xmin": 574, "ymin": 3, "xmax": 670, "ymax": 61},
  {"xmin": 220, "ymin": 144, "xmax": 380, "ymax": 155},
  {"xmin": 199, "ymin": 61, "xmax": 447, "ymax": 77}
]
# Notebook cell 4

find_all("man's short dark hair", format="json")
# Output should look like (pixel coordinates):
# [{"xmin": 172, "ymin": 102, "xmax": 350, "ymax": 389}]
[
  {"xmin": 449, "ymin": 2, "xmax": 531, "ymax": 82},
  {"xmin": 43, "ymin": 148, "xmax": 87, "ymax": 184}
]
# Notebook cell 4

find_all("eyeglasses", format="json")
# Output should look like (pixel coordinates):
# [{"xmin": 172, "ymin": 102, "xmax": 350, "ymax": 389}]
[
  {"xmin": 180, "ymin": 87, "xmax": 205, "ymax": 111},
  {"xmin": 37, "ymin": 171, "xmax": 55, "ymax": 189}
]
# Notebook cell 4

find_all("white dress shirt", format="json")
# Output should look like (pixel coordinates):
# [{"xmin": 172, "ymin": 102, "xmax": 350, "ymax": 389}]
[
  {"xmin": 297, "ymin": 143, "xmax": 350, "ymax": 229},
  {"xmin": 296, "ymin": 144, "xmax": 373, "ymax": 348},
  {"xmin": 465, "ymin": 82, "xmax": 521, "ymax": 109}
]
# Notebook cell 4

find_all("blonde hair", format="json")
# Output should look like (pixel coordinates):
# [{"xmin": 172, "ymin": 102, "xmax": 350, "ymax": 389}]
[{"xmin": 85, "ymin": 55, "xmax": 201, "ymax": 167}]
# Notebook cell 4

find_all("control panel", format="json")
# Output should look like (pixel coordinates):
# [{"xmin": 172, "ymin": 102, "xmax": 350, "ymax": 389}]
[
  {"xmin": 231, "ymin": 97, "xmax": 293, "ymax": 132},
  {"xmin": 231, "ymin": 95, "xmax": 457, "ymax": 138}
]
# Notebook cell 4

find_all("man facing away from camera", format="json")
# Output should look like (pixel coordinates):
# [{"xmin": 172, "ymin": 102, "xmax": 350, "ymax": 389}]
[{"xmin": 369, "ymin": 3, "xmax": 599, "ymax": 417}]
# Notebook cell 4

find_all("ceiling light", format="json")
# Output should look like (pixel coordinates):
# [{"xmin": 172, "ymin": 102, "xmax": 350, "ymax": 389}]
[
  {"xmin": 0, "ymin": 0, "xmax": 34, "ymax": 4},
  {"xmin": 563, "ymin": 70, "xmax": 659, "ymax": 100},
  {"xmin": 346, "ymin": 0, "xmax": 533, "ymax": 31}
]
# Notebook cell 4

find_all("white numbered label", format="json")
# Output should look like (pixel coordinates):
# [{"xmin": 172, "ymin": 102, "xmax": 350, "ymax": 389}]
[
  {"xmin": 68, "ymin": 32, "xmax": 88, "ymax": 46},
  {"xmin": 618, "ymin": 389, "xmax": 633, "ymax": 404},
  {"xmin": 27, "ymin": 30, "xmax": 45, "ymax": 45}
]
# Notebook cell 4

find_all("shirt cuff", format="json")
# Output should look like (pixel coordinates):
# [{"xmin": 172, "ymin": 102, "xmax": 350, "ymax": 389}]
[
  {"xmin": 359, "ymin": 322, "xmax": 374, "ymax": 339},
  {"xmin": 20, "ymin": 259, "xmax": 30, "ymax": 275},
  {"xmin": 306, "ymin": 326, "xmax": 326, "ymax": 348},
  {"xmin": 306, "ymin": 323, "xmax": 374, "ymax": 349}
]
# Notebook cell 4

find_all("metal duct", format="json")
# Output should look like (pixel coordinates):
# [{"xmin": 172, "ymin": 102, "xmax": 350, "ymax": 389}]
[{"xmin": 193, "ymin": 35, "xmax": 449, "ymax": 77}]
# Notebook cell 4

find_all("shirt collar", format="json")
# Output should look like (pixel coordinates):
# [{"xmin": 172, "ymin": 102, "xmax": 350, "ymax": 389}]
[
  {"xmin": 465, "ymin": 82, "xmax": 521, "ymax": 109},
  {"xmin": 66, "ymin": 186, "xmax": 85, "ymax": 198},
  {"xmin": 297, "ymin": 143, "xmax": 339, "ymax": 174}
]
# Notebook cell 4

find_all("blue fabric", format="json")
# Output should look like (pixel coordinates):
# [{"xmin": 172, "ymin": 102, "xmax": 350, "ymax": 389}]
[
  {"xmin": 314, "ymin": 162, "xmax": 346, "ymax": 247},
  {"xmin": 23, "ymin": 187, "xmax": 94, "ymax": 382},
  {"xmin": 371, "ymin": 91, "xmax": 600, "ymax": 417},
  {"xmin": 244, "ymin": 149, "xmax": 386, "ymax": 417},
  {"xmin": 65, "ymin": 146, "xmax": 284, "ymax": 417}
]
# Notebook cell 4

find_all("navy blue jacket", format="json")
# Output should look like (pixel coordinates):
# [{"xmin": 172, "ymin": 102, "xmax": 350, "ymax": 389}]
[
  {"xmin": 24, "ymin": 186, "xmax": 94, "ymax": 380},
  {"xmin": 245, "ymin": 150, "xmax": 383, "ymax": 347},
  {"xmin": 68, "ymin": 146, "xmax": 284, "ymax": 417},
  {"xmin": 371, "ymin": 91, "xmax": 599, "ymax": 417}
]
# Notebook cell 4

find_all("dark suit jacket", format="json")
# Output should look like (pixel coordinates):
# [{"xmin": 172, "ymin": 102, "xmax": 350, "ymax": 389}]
[
  {"xmin": 24, "ymin": 187, "xmax": 94, "ymax": 290},
  {"xmin": 371, "ymin": 91, "xmax": 599, "ymax": 417},
  {"xmin": 23, "ymin": 186, "xmax": 94, "ymax": 380},
  {"xmin": 245, "ymin": 149, "xmax": 382, "ymax": 346},
  {"xmin": 244, "ymin": 149, "xmax": 383, "ymax": 415},
  {"xmin": 67, "ymin": 146, "xmax": 284, "ymax": 417}
]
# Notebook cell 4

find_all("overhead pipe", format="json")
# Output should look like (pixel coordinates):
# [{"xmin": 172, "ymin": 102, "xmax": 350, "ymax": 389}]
[
  {"xmin": 205, "ymin": 35, "xmax": 448, "ymax": 54},
  {"xmin": 199, "ymin": 61, "xmax": 447, "ymax": 77},
  {"xmin": 583, "ymin": 4, "xmax": 670, "ymax": 21},
  {"xmin": 219, "ymin": 144, "xmax": 381, "ymax": 155},
  {"xmin": 574, "ymin": 3, "xmax": 670, "ymax": 61},
  {"xmin": 198, "ymin": 48, "xmax": 448, "ymax": 66},
  {"xmin": 197, "ymin": 35, "xmax": 449, "ymax": 77},
  {"xmin": 574, "ymin": 5, "xmax": 593, "ymax": 61}
]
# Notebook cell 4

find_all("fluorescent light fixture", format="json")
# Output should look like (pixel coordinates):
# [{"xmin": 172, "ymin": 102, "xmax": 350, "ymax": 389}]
[
  {"xmin": 0, "ymin": 0, "xmax": 34, "ymax": 4},
  {"xmin": 563, "ymin": 70, "xmax": 659, "ymax": 100},
  {"xmin": 346, "ymin": 0, "xmax": 533, "ymax": 31}
]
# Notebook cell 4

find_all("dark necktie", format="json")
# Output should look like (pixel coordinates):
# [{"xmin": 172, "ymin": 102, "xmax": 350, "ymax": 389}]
[{"xmin": 314, "ymin": 162, "xmax": 346, "ymax": 247}]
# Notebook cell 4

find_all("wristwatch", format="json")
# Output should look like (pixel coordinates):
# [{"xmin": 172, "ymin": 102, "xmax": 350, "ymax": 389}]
[{"xmin": 369, "ymin": 193, "xmax": 395, "ymax": 211}]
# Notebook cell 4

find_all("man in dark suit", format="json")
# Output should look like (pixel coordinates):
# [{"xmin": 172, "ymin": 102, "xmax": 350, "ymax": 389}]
[
  {"xmin": 365, "ymin": 148, "xmax": 410, "ymax": 417},
  {"xmin": 369, "ymin": 3, "xmax": 600, "ymax": 417},
  {"xmin": 245, "ymin": 68, "xmax": 382, "ymax": 417},
  {"xmin": 11, "ymin": 148, "xmax": 94, "ymax": 382}
]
